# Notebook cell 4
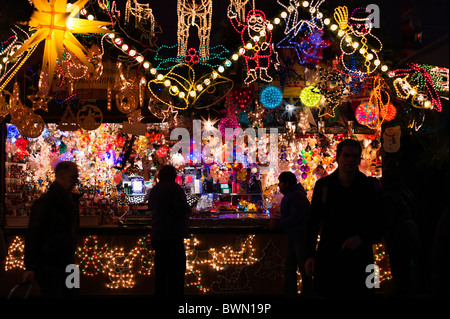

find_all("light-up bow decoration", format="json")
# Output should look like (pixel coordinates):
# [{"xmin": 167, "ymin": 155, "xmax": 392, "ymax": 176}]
[
  {"xmin": 11, "ymin": 0, "xmax": 112, "ymax": 86},
  {"xmin": 148, "ymin": 44, "xmax": 233, "ymax": 110}
]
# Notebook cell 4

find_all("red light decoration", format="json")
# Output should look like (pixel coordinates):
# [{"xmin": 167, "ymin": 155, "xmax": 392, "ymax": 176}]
[
  {"xmin": 380, "ymin": 103, "xmax": 397, "ymax": 121},
  {"xmin": 219, "ymin": 117, "xmax": 240, "ymax": 138},
  {"xmin": 228, "ymin": 8, "xmax": 274, "ymax": 84}
]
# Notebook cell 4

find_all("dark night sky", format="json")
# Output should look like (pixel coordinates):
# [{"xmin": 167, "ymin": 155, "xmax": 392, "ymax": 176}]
[
  {"xmin": 110, "ymin": 0, "xmax": 449, "ymax": 65},
  {"xmin": 0, "ymin": 0, "xmax": 448, "ymax": 65},
  {"xmin": 1, "ymin": 0, "xmax": 448, "ymax": 46}
]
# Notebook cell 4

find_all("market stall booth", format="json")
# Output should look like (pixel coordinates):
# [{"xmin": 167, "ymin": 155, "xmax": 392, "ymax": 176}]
[{"xmin": 1, "ymin": 119, "xmax": 389, "ymax": 296}]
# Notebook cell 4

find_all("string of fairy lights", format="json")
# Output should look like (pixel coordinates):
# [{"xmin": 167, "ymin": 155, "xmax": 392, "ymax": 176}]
[
  {"xmin": 0, "ymin": 0, "xmax": 445, "ymax": 132},
  {"xmin": 4, "ymin": 235, "xmax": 393, "ymax": 292},
  {"xmin": 88, "ymin": 0, "xmax": 394, "ymax": 108}
]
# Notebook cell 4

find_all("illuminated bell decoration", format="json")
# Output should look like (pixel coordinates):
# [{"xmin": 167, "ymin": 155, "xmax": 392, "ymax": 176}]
[
  {"xmin": 380, "ymin": 103, "xmax": 397, "ymax": 121},
  {"xmin": 300, "ymin": 85, "xmax": 322, "ymax": 107},
  {"xmin": 356, "ymin": 102, "xmax": 379, "ymax": 126},
  {"xmin": 260, "ymin": 86, "xmax": 283, "ymax": 109}
]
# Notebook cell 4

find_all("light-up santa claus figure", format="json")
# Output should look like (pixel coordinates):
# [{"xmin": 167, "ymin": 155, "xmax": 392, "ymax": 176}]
[{"xmin": 228, "ymin": 5, "xmax": 274, "ymax": 84}]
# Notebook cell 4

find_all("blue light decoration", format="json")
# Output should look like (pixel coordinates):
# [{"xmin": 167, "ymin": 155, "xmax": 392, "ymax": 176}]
[
  {"xmin": 276, "ymin": 0, "xmax": 329, "ymax": 66},
  {"xmin": 237, "ymin": 111, "xmax": 251, "ymax": 126},
  {"xmin": 343, "ymin": 56, "xmax": 366, "ymax": 94},
  {"xmin": 260, "ymin": 85, "xmax": 283, "ymax": 109},
  {"xmin": 7, "ymin": 124, "xmax": 21, "ymax": 143},
  {"xmin": 296, "ymin": 29, "xmax": 331, "ymax": 66}
]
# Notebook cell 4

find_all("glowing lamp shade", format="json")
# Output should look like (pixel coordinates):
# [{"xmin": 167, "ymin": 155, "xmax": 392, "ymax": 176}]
[
  {"xmin": 300, "ymin": 85, "xmax": 322, "ymax": 107},
  {"xmin": 380, "ymin": 103, "xmax": 397, "ymax": 121},
  {"xmin": 11, "ymin": 0, "xmax": 112, "ymax": 87},
  {"xmin": 356, "ymin": 102, "xmax": 379, "ymax": 126},
  {"xmin": 260, "ymin": 86, "xmax": 283, "ymax": 109}
]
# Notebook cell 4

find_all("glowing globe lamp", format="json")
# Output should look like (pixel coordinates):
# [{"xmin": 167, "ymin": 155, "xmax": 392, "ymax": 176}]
[
  {"xmin": 380, "ymin": 103, "xmax": 397, "ymax": 121},
  {"xmin": 260, "ymin": 86, "xmax": 283, "ymax": 109},
  {"xmin": 300, "ymin": 85, "xmax": 322, "ymax": 107},
  {"xmin": 356, "ymin": 102, "xmax": 379, "ymax": 126}
]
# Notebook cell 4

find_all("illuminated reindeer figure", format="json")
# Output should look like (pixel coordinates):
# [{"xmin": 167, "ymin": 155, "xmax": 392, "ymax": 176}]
[
  {"xmin": 177, "ymin": 0, "xmax": 213, "ymax": 60},
  {"xmin": 125, "ymin": 0, "xmax": 159, "ymax": 47},
  {"xmin": 229, "ymin": 0, "xmax": 250, "ymax": 23}
]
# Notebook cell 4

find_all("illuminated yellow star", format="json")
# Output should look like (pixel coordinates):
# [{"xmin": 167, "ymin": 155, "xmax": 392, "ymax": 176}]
[
  {"xmin": 318, "ymin": 103, "xmax": 339, "ymax": 119},
  {"xmin": 12, "ymin": 0, "xmax": 112, "ymax": 86},
  {"xmin": 28, "ymin": 92, "xmax": 52, "ymax": 112},
  {"xmin": 127, "ymin": 109, "xmax": 144, "ymax": 124}
]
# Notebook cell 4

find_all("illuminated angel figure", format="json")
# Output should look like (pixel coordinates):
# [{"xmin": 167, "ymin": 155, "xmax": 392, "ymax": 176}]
[
  {"xmin": 277, "ymin": 0, "xmax": 325, "ymax": 39},
  {"xmin": 125, "ymin": 0, "xmax": 160, "ymax": 47},
  {"xmin": 228, "ymin": 6, "xmax": 274, "ymax": 84},
  {"xmin": 177, "ymin": 0, "xmax": 213, "ymax": 60}
]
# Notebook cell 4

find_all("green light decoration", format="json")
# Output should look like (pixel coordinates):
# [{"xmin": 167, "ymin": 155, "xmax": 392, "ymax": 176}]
[{"xmin": 300, "ymin": 85, "xmax": 322, "ymax": 107}]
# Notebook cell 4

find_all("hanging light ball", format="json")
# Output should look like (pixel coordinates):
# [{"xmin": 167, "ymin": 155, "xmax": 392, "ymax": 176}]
[
  {"xmin": 380, "ymin": 103, "xmax": 397, "ymax": 121},
  {"xmin": 219, "ymin": 117, "xmax": 240, "ymax": 138},
  {"xmin": 260, "ymin": 85, "xmax": 283, "ymax": 109},
  {"xmin": 300, "ymin": 85, "xmax": 322, "ymax": 107},
  {"xmin": 356, "ymin": 102, "xmax": 379, "ymax": 126}
]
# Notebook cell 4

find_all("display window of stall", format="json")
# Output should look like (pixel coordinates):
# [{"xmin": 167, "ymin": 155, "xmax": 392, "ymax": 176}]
[{"xmin": 3, "ymin": 122, "xmax": 382, "ymax": 227}]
